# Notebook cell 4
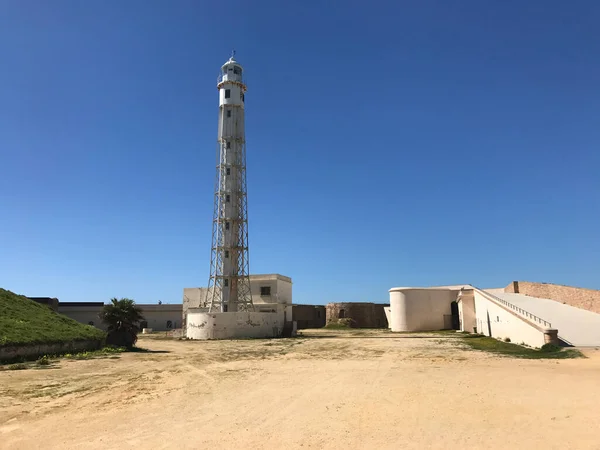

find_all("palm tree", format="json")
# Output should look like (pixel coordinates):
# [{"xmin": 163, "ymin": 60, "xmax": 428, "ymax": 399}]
[{"xmin": 100, "ymin": 298, "xmax": 145, "ymax": 348}]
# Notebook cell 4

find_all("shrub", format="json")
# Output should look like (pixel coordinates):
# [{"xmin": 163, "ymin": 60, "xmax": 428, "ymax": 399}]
[
  {"xmin": 540, "ymin": 343, "xmax": 562, "ymax": 353},
  {"xmin": 8, "ymin": 363, "xmax": 27, "ymax": 370},
  {"xmin": 325, "ymin": 318, "xmax": 357, "ymax": 329},
  {"xmin": 100, "ymin": 298, "xmax": 145, "ymax": 349},
  {"xmin": 504, "ymin": 337, "xmax": 511, "ymax": 343},
  {"xmin": 37, "ymin": 355, "xmax": 51, "ymax": 366}
]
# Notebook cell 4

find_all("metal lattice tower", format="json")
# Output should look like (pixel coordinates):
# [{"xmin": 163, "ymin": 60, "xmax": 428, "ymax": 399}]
[{"xmin": 206, "ymin": 54, "xmax": 254, "ymax": 313}]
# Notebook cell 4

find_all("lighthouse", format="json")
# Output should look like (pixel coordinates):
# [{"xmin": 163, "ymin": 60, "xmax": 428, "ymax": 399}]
[{"xmin": 206, "ymin": 54, "xmax": 254, "ymax": 313}]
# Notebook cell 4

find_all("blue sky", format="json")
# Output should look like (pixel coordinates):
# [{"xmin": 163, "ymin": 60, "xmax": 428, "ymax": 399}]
[{"xmin": 1, "ymin": 1, "xmax": 599, "ymax": 305}]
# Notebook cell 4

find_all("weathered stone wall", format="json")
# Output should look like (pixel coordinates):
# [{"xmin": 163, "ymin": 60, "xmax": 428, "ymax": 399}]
[
  {"xmin": 0, "ymin": 339, "xmax": 103, "ymax": 363},
  {"xmin": 326, "ymin": 303, "xmax": 389, "ymax": 328},
  {"xmin": 292, "ymin": 305, "xmax": 326, "ymax": 329},
  {"xmin": 505, "ymin": 281, "xmax": 600, "ymax": 314}
]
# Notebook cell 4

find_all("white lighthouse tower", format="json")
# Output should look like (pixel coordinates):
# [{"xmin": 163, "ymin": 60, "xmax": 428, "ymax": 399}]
[{"xmin": 206, "ymin": 53, "xmax": 253, "ymax": 313}]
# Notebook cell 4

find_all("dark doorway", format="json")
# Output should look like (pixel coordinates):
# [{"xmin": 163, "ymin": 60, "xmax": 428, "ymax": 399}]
[
  {"xmin": 339, "ymin": 309, "xmax": 345, "ymax": 319},
  {"xmin": 450, "ymin": 301, "xmax": 460, "ymax": 330}
]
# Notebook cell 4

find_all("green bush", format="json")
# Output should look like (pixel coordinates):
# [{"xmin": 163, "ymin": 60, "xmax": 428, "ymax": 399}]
[
  {"xmin": 8, "ymin": 363, "xmax": 27, "ymax": 370},
  {"xmin": 504, "ymin": 337, "xmax": 511, "ymax": 343},
  {"xmin": 325, "ymin": 318, "xmax": 357, "ymax": 329},
  {"xmin": 36, "ymin": 355, "xmax": 51, "ymax": 366},
  {"xmin": 540, "ymin": 343, "xmax": 562, "ymax": 353}
]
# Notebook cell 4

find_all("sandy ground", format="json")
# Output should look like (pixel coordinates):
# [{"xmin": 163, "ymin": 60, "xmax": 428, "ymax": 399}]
[{"xmin": 1, "ymin": 330, "xmax": 600, "ymax": 450}]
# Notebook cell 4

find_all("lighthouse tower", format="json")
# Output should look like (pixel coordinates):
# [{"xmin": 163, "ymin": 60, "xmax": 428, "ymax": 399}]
[{"xmin": 206, "ymin": 54, "xmax": 254, "ymax": 313}]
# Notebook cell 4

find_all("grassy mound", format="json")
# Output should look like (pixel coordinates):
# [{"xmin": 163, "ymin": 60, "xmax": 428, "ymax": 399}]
[
  {"xmin": 0, "ymin": 288, "xmax": 105, "ymax": 347},
  {"xmin": 460, "ymin": 334, "xmax": 583, "ymax": 359}
]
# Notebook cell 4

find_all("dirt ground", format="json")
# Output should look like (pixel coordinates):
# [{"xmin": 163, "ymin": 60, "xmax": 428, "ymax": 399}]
[{"xmin": 1, "ymin": 329, "xmax": 600, "ymax": 450}]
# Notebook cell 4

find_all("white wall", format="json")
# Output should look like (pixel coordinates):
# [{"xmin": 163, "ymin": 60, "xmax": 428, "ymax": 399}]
[
  {"xmin": 383, "ymin": 307, "xmax": 391, "ymax": 328},
  {"xmin": 186, "ymin": 310, "xmax": 281, "ymax": 340},
  {"xmin": 473, "ymin": 290, "xmax": 546, "ymax": 348},
  {"xmin": 138, "ymin": 305, "xmax": 183, "ymax": 331},
  {"xmin": 59, "ymin": 306, "xmax": 105, "ymax": 329},
  {"xmin": 389, "ymin": 288, "xmax": 457, "ymax": 332},
  {"xmin": 457, "ymin": 292, "xmax": 476, "ymax": 333}
]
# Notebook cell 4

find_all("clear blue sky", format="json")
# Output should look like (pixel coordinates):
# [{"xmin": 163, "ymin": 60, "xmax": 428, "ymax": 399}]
[{"xmin": 1, "ymin": 1, "xmax": 599, "ymax": 305}]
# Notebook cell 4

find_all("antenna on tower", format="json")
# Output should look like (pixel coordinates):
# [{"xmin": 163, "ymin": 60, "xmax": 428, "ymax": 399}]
[{"xmin": 231, "ymin": 49, "xmax": 236, "ymax": 59}]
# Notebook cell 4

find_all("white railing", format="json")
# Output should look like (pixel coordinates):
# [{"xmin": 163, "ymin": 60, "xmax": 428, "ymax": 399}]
[{"xmin": 475, "ymin": 288, "xmax": 552, "ymax": 328}]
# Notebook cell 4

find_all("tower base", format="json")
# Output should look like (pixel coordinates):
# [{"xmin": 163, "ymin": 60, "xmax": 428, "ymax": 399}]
[{"xmin": 186, "ymin": 309, "xmax": 283, "ymax": 340}]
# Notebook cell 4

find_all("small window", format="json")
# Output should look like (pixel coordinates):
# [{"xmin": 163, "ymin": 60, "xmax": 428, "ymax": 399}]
[
  {"xmin": 225, "ymin": 89, "xmax": 231, "ymax": 99},
  {"xmin": 88, "ymin": 321, "xmax": 94, "ymax": 326},
  {"xmin": 225, "ymin": 222, "xmax": 230, "ymax": 230},
  {"xmin": 224, "ymin": 279, "xmax": 229, "ymax": 287},
  {"xmin": 166, "ymin": 320, "xmax": 173, "ymax": 329},
  {"xmin": 224, "ymin": 250, "xmax": 229, "ymax": 258},
  {"xmin": 227, "ymin": 110, "xmax": 231, "ymax": 118},
  {"xmin": 226, "ymin": 194, "xmax": 230, "ymax": 202},
  {"xmin": 260, "ymin": 286, "xmax": 271, "ymax": 296},
  {"xmin": 226, "ymin": 141, "xmax": 231, "ymax": 149},
  {"xmin": 242, "ymin": 93, "xmax": 245, "ymax": 102},
  {"xmin": 233, "ymin": 67, "xmax": 240, "ymax": 75},
  {"xmin": 226, "ymin": 168, "xmax": 231, "ymax": 175}
]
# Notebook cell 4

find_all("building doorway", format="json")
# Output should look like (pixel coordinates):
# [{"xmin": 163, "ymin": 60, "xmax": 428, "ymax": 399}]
[{"xmin": 450, "ymin": 301, "xmax": 460, "ymax": 330}]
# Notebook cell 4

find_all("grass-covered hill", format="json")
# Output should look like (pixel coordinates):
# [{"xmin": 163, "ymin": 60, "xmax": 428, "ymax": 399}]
[{"xmin": 0, "ymin": 288, "xmax": 105, "ymax": 347}]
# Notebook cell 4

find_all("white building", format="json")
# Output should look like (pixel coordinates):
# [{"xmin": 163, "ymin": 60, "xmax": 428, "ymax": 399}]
[
  {"xmin": 183, "ymin": 274, "xmax": 292, "ymax": 337},
  {"xmin": 56, "ymin": 302, "xmax": 183, "ymax": 332},
  {"xmin": 386, "ymin": 282, "xmax": 600, "ymax": 348}
]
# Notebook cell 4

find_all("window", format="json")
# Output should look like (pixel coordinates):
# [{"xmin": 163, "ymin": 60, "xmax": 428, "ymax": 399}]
[
  {"xmin": 226, "ymin": 194, "xmax": 230, "ymax": 202},
  {"xmin": 224, "ymin": 279, "xmax": 229, "ymax": 287},
  {"xmin": 227, "ymin": 110, "xmax": 231, "ymax": 117},
  {"xmin": 166, "ymin": 320, "xmax": 173, "ymax": 329},
  {"xmin": 242, "ymin": 93, "xmax": 245, "ymax": 102},
  {"xmin": 233, "ymin": 67, "xmax": 240, "ymax": 75},
  {"xmin": 88, "ymin": 321, "xmax": 94, "ymax": 326},
  {"xmin": 225, "ymin": 89, "xmax": 231, "ymax": 99},
  {"xmin": 224, "ymin": 250, "xmax": 229, "ymax": 258},
  {"xmin": 226, "ymin": 141, "xmax": 231, "ymax": 149},
  {"xmin": 260, "ymin": 286, "xmax": 271, "ymax": 296},
  {"xmin": 339, "ymin": 309, "xmax": 345, "ymax": 319},
  {"xmin": 225, "ymin": 222, "xmax": 230, "ymax": 230},
  {"xmin": 226, "ymin": 168, "xmax": 231, "ymax": 175}
]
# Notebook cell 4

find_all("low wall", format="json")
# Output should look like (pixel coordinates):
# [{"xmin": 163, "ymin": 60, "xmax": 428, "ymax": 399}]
[
  {"xmin": 0, "ymin": 339, "xmax": 104, "ymax": 362},
  {"xmin": 186, "ymin": 310, "xmax": 282, "ymax": 340},
  {"xmin": 474, "ymin": 290, "xmax": 550, "ymax": 348},
  {"xmin": 506, "ymin": 281, "xmax": 600, "ymax": 314}
]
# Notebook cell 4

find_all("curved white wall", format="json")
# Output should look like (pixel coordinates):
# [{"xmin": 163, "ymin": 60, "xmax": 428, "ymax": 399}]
[{"xmin": 389, "ymin": 288, "xmax": 457, "ymax": 332}]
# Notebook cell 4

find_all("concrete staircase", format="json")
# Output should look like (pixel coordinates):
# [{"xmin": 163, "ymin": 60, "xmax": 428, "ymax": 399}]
[{"xmin": 486, "ymin": 291, "xmax": 600, "ymax": 347}]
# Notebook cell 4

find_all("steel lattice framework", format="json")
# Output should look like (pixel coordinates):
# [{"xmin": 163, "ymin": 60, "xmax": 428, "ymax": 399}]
[{"xmin": 206, "ymin": 56, "xmax": 253, "ymax": 313}]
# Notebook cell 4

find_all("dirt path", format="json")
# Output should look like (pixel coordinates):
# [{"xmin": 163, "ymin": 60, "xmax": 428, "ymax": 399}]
[{"xmin": 1, "ymin": 330, "xmax": 600, "ymax": 449}]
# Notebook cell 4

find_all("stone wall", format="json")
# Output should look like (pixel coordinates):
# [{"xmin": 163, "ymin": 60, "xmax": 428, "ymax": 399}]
[
  {"xmin": 325, "ymin": 303, "xmax": 389, "ymax": 328},
  {"xmin": 506, "ymin": 281, "xmax": 600, "ymax": 314},
  {"xmin": 0, "ymin": 339, "xmax": 103, "ymax": 363},
  {"xmin": 292, "ymin": 305, "xmax": 326, "ymax": 329}
]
